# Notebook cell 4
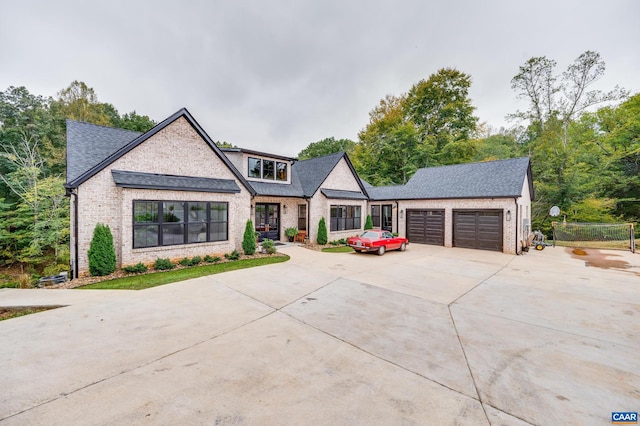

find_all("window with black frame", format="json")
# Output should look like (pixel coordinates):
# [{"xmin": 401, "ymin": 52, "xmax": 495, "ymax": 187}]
[
  {"xmin": 248, "ymin": 157, "xmax": 261, "ymax": 178},
  {"xmin": 262, "ymin": 160, "xmax": 275, "ymax": 180},
  {"xmin": 371, "ymin": 205, "xmax": 380, "ymax": 228},
  {"xmin": 276, "ymin": 162, "xmax": 287, "ymax": 181},
  {"xmin": 330, "ymin": 205, "xmax": 361, "ymax": 231},
  {"xmin": 133, "ymin": 201, "xmax": 160, "ymax": 248},
  {"xmin": 133, "ymin": 201, "xmax": 228, "ymax": 248}
]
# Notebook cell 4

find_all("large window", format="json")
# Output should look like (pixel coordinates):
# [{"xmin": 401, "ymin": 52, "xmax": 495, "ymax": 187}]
[
  {"xmin": 330, "ymin": 205, "xmax": 361, "ymax": 231},
  {"xmin": 370, "ymin": 204, "xmax": 392, "ymax": 231},
  {"xmin": 133, "ymin": 201, "xmax": 228, "ymax": 248},
  {"xmin": 371, "ymin": 205, "xmax": 381, "ymax": 228},
  {"xmin": 248, "ymin": 157, "xmax": 261, "ymax": 178},
  {"xmin": 247, "ymin": 157, "xmax": 288, "ymax": 181},
  {"xmin": 263, "ymin": 160, "xmax": 275, "ymax": 180},
  {"xmin": 298, "ymin": 204, "xmax": 306, "ymax": 231},
  {"xmin": 276, "ymin": 162, "xmax": 287, "ymax": 181}
]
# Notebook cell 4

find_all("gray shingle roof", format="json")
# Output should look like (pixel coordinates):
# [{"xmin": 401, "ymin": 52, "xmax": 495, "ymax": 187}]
[
  {"xmin": 111, "ymin": 170, "xmax": 241, "ymax": 193},
  {"xmin": 248, "ymin": 171, "xmax": 305, "ymax": 197},
  {"xmin": 65, "ymin": 108, "xmax": 256, "ymax": 195},
  {"xmin": 367, "ymin": 157, "xmax": 532, "ymax": 200},
  {"xmin": 320, "ymin": 189, "xmax": 368, "ymax": 200},
  {"xmin": 290, "ymin": 152, "xmax": 369, "ymax": 198},
  {"xmin": 366, "ymin": 185, "xmax": 406, "ymax": 200},
  {"xmin": 294, "ymin": 151, "xmax": 345, "ymax": 197},
  {"xmin": 66, "ymin": 120, "xmax": 141, "ymax": 183}
]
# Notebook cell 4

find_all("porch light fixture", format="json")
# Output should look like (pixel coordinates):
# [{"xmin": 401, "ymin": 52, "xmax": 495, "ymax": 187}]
[
  {"xmin": 506, "ymin": 210, "xmax": 511, "ymax": 221},
  {"xmin": 400, "ymin": 209, "xmax": 404, "ymax": 219},
  {"xmin": 283, "ymin": 205, "xmax": 287, "ymax": 214}
]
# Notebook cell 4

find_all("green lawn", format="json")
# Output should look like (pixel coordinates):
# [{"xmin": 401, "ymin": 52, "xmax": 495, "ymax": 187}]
[
  {"xmin": 321, "ymin": 246, "xmax": 354, "ymax": 253},
  {"xmin": 80, "ymin": 255, "xmax": 290, "ymax": 290}
]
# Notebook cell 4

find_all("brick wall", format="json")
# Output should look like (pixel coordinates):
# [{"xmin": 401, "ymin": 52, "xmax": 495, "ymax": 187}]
[{"xmin": 73, "ymin": 117, "xmax": 251, "ymax": 276}]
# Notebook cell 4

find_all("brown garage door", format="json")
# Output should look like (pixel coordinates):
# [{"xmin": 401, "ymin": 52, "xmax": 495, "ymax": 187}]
[
  {"xmin": 406, "ymin": 209, "xmax": 444, "ymax": 245},
  {"xmin": 453, "ymin": 210, "xmax": 503, "ymax": 251}
]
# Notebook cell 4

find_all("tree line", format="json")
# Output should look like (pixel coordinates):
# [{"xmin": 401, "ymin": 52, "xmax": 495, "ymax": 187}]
[
  {"xmin": 0, "ymin": 81, "xmax": 155, "ymax": 275},
  {"xmin": 1, "ymin": 51, "xmax": 638, "ymax": 274},
  {"xmin": 299, "ymin": 51, "xmax": 638, "ymax": 234}
]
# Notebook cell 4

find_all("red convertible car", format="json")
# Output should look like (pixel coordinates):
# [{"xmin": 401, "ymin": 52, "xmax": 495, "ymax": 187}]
[{"xmin": 347, "ymin": 230, "xmax": 408, "ymax": 255}]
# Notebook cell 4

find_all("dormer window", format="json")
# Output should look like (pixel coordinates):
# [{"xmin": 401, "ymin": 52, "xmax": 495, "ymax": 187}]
[
  {"xmin": 276, "ymin": 162, "xmax": 287, "ymax": 181},
  {"xmin": 263, "ymin": 160, "xmax": 275, "ymax": 179},
  {"xmin": 247, "ymin": 156, "xmax": 288, "ymax": 182},
  {"xmin": 248, "ymin": 157, "xmax": 261, "ymax": 178}
]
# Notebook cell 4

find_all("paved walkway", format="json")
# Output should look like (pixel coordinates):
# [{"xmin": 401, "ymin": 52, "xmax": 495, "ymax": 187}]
[{"xmin": 0, "ymin": 245, "xmax": 638, "ymax": 425}]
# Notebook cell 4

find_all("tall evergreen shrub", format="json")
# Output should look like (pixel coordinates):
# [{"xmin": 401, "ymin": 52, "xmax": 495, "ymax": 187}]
[
  {"xmin": 88, "ymin": 223, "xmax": 116, "ymax": 276},
  {"xmin": 242, "ymin": 219, "xmax": 257, "ymax": 255},
  {"xmin": 364, "ymin": 215, "xmax": 373, "ymax": 230},
  {"xmin": 317, "ymin": 217, "xmax": 328, "ymax": 245}
]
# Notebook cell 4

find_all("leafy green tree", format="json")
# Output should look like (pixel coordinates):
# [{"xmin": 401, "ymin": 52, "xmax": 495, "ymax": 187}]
[
  {"xmin": 53, "ymin": 81, "xmax": 112, "ymax": 125},
  {"xmin": 215, "ymin": 141, "xmax": 236, "ymax": 148},
  {"xmin": 589, "ymin": 93, "xmax": 640, "ymax": 221},
  {"xmin": 116, "ymin": 111, "xmax": 156, "ymax": 132},
  {"xmin": 405, "ymin": 67, "xmax": 478, "ymax": 165},
  {"xmin": 510, "ymin": 51, "xmax": 628, "ymax": 228},
  {"xmin": 242, "ymin": 219, "xmax": 257, "ymax": 255},
  {"xmin": 364, "ymin": 215, "xmax": 373, "ymax": 230},
  {"xmin": 473, "ymin": 132, "xmax": 521, "ymax": 162},
  {"xmin": 297, "ymin": 137, "xmax": 356, "ymax": 160},
  {"xmin": 88, "ymin": 223, "xmax": 116, "ymax": 276},
  {"xmin": 352, "ymin": 69, "xmax": 479, "ymax": 185},
  {"xmin": 353, "ymin": 95, "xmax": 421, "ymax": 185},
  {"xmin": 317, "ymin": 217, "xmax": 328, "ymax": 245}
]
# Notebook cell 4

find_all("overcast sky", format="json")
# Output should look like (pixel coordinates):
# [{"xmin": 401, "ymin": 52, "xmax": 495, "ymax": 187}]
[{"xmin": 1, "ymin": 0, "xmax": 638, "ymax": 157}]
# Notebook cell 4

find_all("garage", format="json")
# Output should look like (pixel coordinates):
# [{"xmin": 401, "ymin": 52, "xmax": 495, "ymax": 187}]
[
  {"xmin": 453, "ymin": 210, "xmax": 503, "ymax": 251},
  {"xmin": 406, "ymin": 209, "xmax": 444, "ymax": 245}
]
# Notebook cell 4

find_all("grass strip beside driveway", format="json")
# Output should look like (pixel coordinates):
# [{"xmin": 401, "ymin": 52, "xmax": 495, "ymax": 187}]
[
  {"xmin": 321, "ymin": 246, "xmax": 354, "ymax": 253},
  {"xmin": 79, "ymin": 255, "xmax": 290, "ymax": 290}
]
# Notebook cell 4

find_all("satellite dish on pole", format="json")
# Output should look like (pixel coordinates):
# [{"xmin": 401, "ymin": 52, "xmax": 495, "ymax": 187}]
[{"xmin": 549, "ymin": 206, "xmax": 560, "ymax": 217}]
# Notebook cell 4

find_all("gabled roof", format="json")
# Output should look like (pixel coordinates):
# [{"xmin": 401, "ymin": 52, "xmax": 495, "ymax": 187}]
[
  {"xmin": 66, "ymin": 121, "xmax": 142, "ymax": 183},
  {"xmin": 65, "ymin": 108, "xmax": 255, "ymax": 195},
  {"xmin": 368, "ymin": 157, "xmax": 533, "ymax": 201},
  {"xmin": 293, "ymin": 151, "xmax": 369, "ymax": 198},
  {"xmin": 111, "ymin": 170, "xmax": 241, "ymax": 193}
]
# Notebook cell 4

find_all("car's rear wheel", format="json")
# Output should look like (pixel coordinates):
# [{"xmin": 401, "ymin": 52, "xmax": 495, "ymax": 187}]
[
  {"xmin": 400, "ymin": 242, "xmax": 406, "ymax": 251},
  {"xmin": 377, "ymin": 245, "xmax": 386, "ymax": 256}
]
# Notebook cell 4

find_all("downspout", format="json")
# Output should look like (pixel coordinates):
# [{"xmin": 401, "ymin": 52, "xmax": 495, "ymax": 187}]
[
  {"xmin": 395, "ymin": 200, "xmax": 399, "ymax": 235},
  {"xmin": 305, "ymin": 196, "xmax": 311, "ymax": 240},
  {"xmin": 514, "ymin": 197, "xmax": 519, "ymax": 255},
  {"xmin": 65, "ymin": 187, "xmax": 79, "ymax": 280}
]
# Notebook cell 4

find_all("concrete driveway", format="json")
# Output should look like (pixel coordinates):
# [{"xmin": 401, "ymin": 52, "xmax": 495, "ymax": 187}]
[{"xmin": 0, "ymin": 244, "xmax": 638, "ymax": 425}]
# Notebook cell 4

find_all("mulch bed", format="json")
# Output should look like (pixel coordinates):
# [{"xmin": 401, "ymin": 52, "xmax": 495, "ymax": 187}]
[{"xmin": 42, "ymin": 251, "xmax": 286, "ymax": 290}]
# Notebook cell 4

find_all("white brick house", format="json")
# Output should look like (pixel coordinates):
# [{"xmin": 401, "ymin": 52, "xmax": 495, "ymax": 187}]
[{"xmin": 66, "ymin": 108, "xmax": 533, "ymax": 278}]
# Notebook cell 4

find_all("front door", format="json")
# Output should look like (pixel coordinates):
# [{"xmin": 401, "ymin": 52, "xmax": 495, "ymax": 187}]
[{"xmin": 255, "ymin": 203, "xmax": 280, "ymax": 241}]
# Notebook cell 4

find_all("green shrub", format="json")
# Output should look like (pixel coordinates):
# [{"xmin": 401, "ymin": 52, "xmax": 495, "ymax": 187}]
[
  {"xmin": 42, "ymin": 264, "xmax": 68, "ymax": 277},
  {"xmin": 190, "ymin": 256, "xmax": 202, "ymax": 265},
  {"xmin": 317, "ymin": 217, "xmax": 328, "ymax": 245},
  {"xmin": 225, "ymin": 250, "xmax": 241, "ymax": 261},
  {"xmin": 179, "ymin": 257, "xmax": 193, "ymax": 267},
  {"xmin": 88, "ymin": 223, "xmax": 117, "ymax": 276},
  {"xmin": 261, "ymin": 238, "xmax": 276, "ymax": 254},
  {"xmin": 123, "ymin": 263, "xmax": 148, "ymax": 274},
  {"xmin": 242, "ymin": 219, "xmax": 257, "ymax": 255},
  {"xmin": 364, "ymin": 215, "xmax": 373, "ymax": 230},
  {"xmin": 285, "ymin": 227, "xmax": 298, "ymax": 239},
  {"xmin": 204, "ymin": 255, "xmax": 221, "ymax": 263},
  {"xmin": 153, "ymin": 258, "xmax": 175, "ymax": 270}
]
